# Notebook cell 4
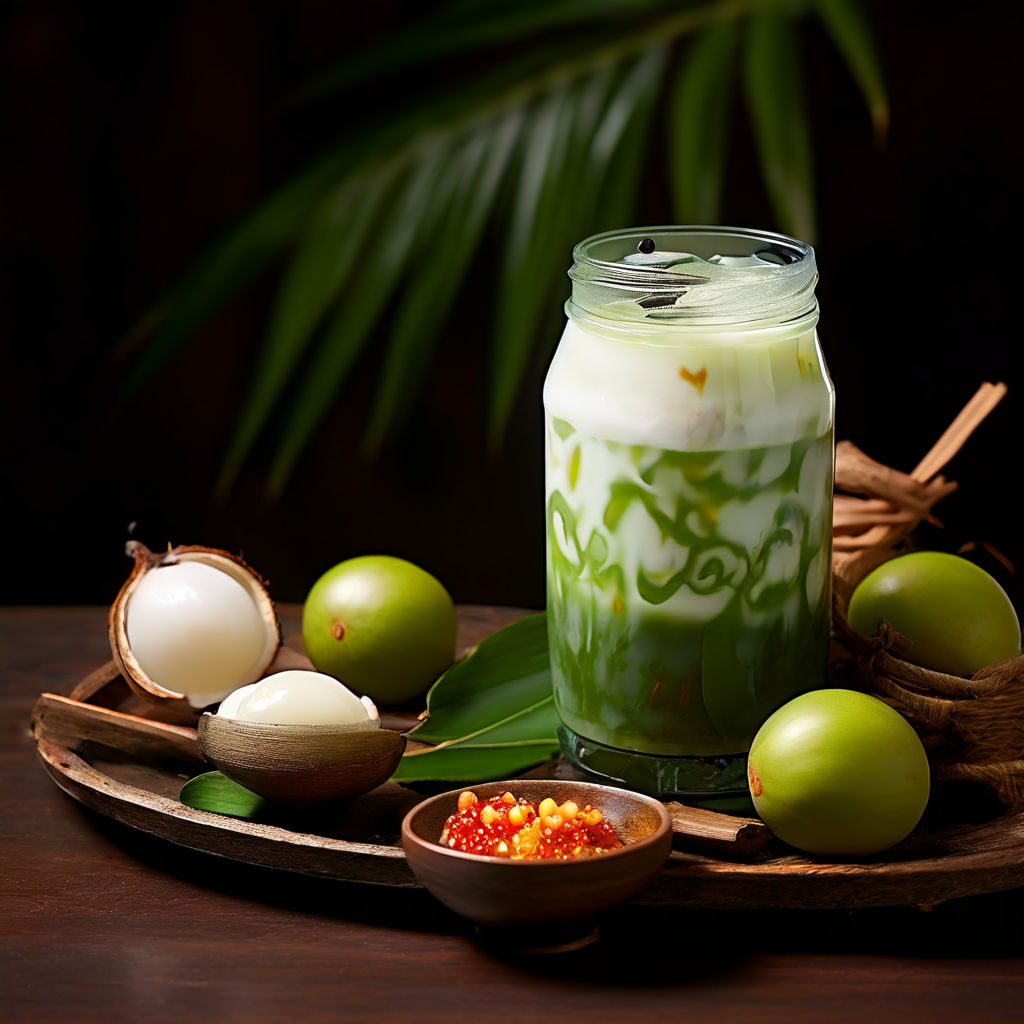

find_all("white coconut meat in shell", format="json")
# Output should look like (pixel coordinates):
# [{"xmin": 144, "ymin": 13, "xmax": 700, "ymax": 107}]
[
  {"xmin": 125, "ymin": 560, "xmax": 272, "ymax": 707},
  {"xmin": 216, "ymin": 670, "xmax": 378, "ymax": 727}
]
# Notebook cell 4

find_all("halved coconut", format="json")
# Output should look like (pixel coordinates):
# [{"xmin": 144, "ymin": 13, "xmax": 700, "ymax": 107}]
[{"xmin": 108, "ymin": 541, "xmax": 281, "ymax": 710}]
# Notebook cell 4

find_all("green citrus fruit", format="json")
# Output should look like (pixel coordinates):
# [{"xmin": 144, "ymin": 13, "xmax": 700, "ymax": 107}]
[
  {"xmin": 301, "ymin": 555, "xmax": 457, "ymax": 706},
  {"xmin": 747, "ymin": 688, "xmax": 930, "ymax": 856},
  {"xmin": 847, "ymin": 551, "xmax": 1021, "ymax": 676}
]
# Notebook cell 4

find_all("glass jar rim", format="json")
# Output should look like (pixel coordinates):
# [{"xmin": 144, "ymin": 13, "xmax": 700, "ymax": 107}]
[{"xmin": 568, "ymin": 225, "xmax": 818, "ymax": 325}]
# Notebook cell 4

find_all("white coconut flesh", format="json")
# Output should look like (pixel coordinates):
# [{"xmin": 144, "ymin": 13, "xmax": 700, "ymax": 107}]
[
  {"xmin": 125, "ymin": 561, "xmax": 270, "ymax": 707},
  {"xmin": 216, "ymin": 670, "xmax": 379, "ymax": 727}
]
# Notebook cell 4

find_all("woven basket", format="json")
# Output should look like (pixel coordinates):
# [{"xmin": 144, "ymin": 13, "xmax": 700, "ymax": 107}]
[
  {"xmin": 831, "ymin": 594, "xmax": 1024, "ymax": 809},
  {"xmin": 828, "ymin": 382, "xmax": 1023, "ymax": 808}
]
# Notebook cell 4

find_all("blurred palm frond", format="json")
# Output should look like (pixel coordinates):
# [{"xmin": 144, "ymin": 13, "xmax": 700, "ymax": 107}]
[{"xmin": 117, "ymin": 0, "xmax": 888, "ymax": 497}]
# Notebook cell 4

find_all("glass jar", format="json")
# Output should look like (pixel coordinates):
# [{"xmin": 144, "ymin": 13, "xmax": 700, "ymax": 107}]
[{"xmin": 543, "ymin": 226, "xmax": 834, "ymax": 800}]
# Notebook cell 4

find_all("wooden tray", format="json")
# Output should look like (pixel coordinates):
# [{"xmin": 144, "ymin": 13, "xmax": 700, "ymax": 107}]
[{"xmin": 30, "ymin": 606, "xmax": 1024, "ymax": 911}]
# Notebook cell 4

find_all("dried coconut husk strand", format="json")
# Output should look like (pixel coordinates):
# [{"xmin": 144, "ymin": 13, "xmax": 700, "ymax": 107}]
[{"xmin": 831, "ymin": 382, "xmax": 1008, "ymax": 603}]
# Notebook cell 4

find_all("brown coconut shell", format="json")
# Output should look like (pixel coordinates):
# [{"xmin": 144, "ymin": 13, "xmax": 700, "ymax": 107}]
[{"xmin": 108, "ymin": 541, "xmax": 281, "ymax": 711}]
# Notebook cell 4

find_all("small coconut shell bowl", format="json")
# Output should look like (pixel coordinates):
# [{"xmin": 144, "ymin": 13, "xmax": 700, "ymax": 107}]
[{"xmin": 198, "ymin": 713, "xmax": 406, "ymax": 805}]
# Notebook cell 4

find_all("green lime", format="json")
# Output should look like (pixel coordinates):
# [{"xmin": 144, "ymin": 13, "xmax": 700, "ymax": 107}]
[{"xmin": 301, "ymin": 555, "xmax": 457, "ymax": 706}]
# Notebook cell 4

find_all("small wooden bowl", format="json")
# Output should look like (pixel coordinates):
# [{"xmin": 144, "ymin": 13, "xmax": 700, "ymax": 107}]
[
  {"xmin": 197, "ymin": 714, "xmax": 406, "ymax": 804},
  {"xmin": 401, "ymin": 779, "xmax": 672, "ymax": 943}
]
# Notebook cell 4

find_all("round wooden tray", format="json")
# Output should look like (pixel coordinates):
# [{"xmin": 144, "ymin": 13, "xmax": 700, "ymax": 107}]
[{"xmin": 30, "ymin": 606, "xmax": 1024, "ymax": 912}]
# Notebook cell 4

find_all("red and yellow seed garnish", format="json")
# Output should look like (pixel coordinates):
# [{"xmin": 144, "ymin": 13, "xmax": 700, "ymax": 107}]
[{"xmin": 439, "ymin": 791, "xmax": 624, "ymax": 860}]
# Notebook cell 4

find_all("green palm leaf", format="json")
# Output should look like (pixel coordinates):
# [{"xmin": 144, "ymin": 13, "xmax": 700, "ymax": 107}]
[
  {"xmin": 813, "ymin": 0, "xmax": 889, "ymax": 142},
  {"xmin": 669, "ymin": 20, "xmax": 739, "ymax": 222},
  {"xmin": 487, "ymin": 47, "xmax": 668, "ymax": 450},
  {"xmin": 361, "ymin": 109, "xmax": 523, "ymax": 455},
  {"xmin": 217, "ymin": 166, "xmax": 400, "ymax": 495},
  {"xmin": 266, "ymin": 142, "xmax": 456, "ymax": 493},
  {"xmin": 486, "ymin": 83, "xmax": 578, "ymax": 452},
  {"xmin": 289, "ymin": 0, "xmax": 681, "ymax": 105},
  {"xmin": 743, "ymin": 11, "xmax": 816, "ymax": 241},
  {"xmin": 114, "ymin": 0, "xmax": 888, "ymax": 491},
  {"xmin": 587, "ymin": 44, "xmax": 668, "ymax": 231}
]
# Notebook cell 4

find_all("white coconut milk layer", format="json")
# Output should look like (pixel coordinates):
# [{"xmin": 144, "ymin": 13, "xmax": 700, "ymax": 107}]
[{"xmin": 543, "ymin": 316, "xmax": 833, "ymax": 453}]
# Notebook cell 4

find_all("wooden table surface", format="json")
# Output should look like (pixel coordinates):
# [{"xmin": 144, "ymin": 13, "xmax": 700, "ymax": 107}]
[{"xmin": 4, "ymin": 605, "xmax": 1024, "ymax": 1024}]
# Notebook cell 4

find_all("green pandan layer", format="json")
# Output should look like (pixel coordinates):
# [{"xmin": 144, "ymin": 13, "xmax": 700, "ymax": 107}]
[{"xmin": 545, "ymin": 421, "xmax": 833, "ymax": 757}]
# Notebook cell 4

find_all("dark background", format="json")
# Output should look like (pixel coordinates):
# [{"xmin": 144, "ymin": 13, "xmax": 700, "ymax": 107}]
[{"xmin": 3, "ymin": 1, "xmax": 1021, "ymax": 612}]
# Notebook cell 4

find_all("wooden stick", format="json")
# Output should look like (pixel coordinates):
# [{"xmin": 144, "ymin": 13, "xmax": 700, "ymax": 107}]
[
  {"xmin": 664, "ymin": 801, "xmax": 771, "ymax": 857},
  {"xmin": 912, "ymin": 381, "xmax": 1007, "ymax": 482}
]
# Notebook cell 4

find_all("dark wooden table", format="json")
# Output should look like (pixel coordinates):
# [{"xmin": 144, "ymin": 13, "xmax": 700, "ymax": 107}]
[{"xmin": 4, "ymin": 605, "xmax": 1024, "ymax": 1023}]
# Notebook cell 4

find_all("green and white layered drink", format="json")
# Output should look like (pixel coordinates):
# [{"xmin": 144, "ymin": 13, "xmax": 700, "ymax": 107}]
[{"xmin": 544, "ymin": 227, "xmax": 834, "ymax": 798}]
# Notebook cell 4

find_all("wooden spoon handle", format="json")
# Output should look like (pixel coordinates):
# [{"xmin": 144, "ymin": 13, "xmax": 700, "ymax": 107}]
[{"xmin": 31, "ymin": 692, "xmax": 204, "ymax": 765}]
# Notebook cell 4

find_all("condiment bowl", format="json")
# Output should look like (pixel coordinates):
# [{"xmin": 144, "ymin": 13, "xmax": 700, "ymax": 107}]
[
  {"xmin": 401, "ymin": 779, "xmax": 672, "ymax": 938},
  {"xmin": 198, "ymin": 714, "xmax": 406, "ymax": 804}
]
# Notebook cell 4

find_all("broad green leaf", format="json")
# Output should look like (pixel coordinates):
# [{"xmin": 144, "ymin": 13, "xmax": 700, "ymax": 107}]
[
  {"xmin": 813, "ymin": 0, "xmax": 889, "ymax": 142},
  {"xmin": 217, "ymin": 165, "xmax": 399, "ymax": 494},
  {"xmin": 409, "ymin": 612, "xmax": 551, "ymax": 744},
  {"xmin": 396, "ymin": 706, "xmax": 562, "ymax": 780},
  {"xmin": 391, "ymin": 739, "xmax": 561, "ymax": 783},
  {"xmin": 743, "ymin": 12, "xmax": 816, "ymax": 241},
  {"xmin": 669, "ymin": 21, "xmax": 739, "ymax": 222},
  {"xmin": 398, "ymin": 697, "xmax": 561, "ymax": 783},
  {"xmin": 412, "ymin": 697, "xmax": 560, "ymax": 751},
  {"xmin": 266, "ymin": 142, "xmax": 453, "ymax": 493},
  {"xmin": 395, "ymin": 613, "xmax": 560, "ymax": 782},
  {"xmin": 179, "ymin": 771, "xmax": 268, "ymax": 819},
  {"xmin": 360, "ymin": 109, "xmax": 523, "ymax": 453}
]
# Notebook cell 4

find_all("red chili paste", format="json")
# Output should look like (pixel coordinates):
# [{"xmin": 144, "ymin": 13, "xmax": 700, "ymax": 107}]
[{"xmin": 439, "ymin": 790, "xmax": 623, "ymax": 860}]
